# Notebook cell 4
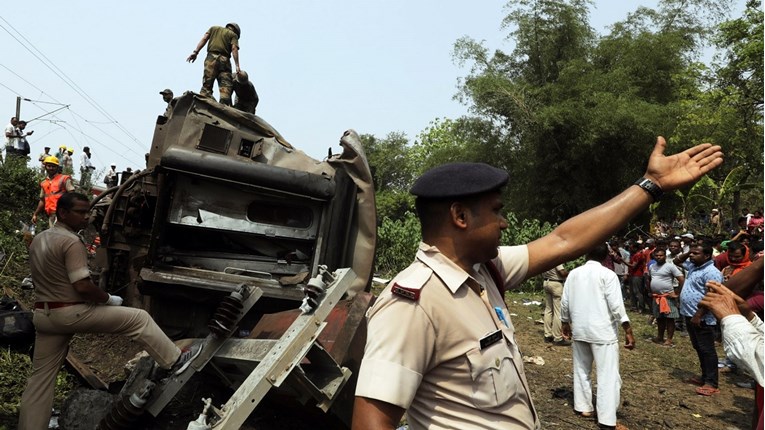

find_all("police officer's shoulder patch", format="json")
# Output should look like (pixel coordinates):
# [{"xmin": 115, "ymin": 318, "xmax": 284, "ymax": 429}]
[{"xmin": 389, "ymin": 263, "xmax": 432, "ymax": 302}]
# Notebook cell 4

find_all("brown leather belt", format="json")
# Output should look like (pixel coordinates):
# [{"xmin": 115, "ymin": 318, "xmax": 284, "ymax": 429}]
[{"xmin": 34, "ymin": 301, "xmax": 85, "ymax": 309}]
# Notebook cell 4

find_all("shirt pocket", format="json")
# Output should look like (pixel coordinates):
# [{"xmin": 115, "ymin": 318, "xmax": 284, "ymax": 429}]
[{"xmin": 466, "ymin": 342, "xmax": 521, "ymax": 409}]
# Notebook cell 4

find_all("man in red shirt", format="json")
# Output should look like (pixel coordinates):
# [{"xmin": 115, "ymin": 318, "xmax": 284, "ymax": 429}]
[{"xmin": 626, "ymin": 241, "xmax": 647, "ymax": 313}]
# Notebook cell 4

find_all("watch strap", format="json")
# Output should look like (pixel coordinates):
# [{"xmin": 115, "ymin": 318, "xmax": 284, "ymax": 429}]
[{"xmin": 634, "ymin": 177, "xmax": 663, "ymax": 201}]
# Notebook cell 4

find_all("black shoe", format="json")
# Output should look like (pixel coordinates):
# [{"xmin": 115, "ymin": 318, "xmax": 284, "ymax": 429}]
[
  {"xmin": 544, "ymin": 336, "xmax": 554, "ymax": 343},
  {"xmin": 171, "ymin": 342, "xmax": 204, "ymax": 375},
  {"xmin": 553, "ymin": 339, "xmax": 572, "ymax": 346}
]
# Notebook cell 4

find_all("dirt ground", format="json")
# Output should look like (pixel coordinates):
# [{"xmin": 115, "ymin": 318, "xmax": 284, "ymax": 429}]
[
  {"xmin": 6, "ymin": 290, "xmax": 757, "ymax": 429},
  {"xmin": 509, "ymin": 291, "xmax": 756, "ymax": 430},
  {"xmin": 70, "ymin": 290, "xmax": 757, "ymax": 429}
]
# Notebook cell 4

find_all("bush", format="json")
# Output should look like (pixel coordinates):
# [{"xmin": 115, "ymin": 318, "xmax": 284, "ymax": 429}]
[
  {"xmin": 375, "ymin": 212, "xmax": 421, "ymax": 277},
  {"xmin": 502, "ymin": 211, "xmax": 557, "ymax": 291},
  {"xmin": 0, "ymin": 160, "xmax": 40, "ymax": 282}
]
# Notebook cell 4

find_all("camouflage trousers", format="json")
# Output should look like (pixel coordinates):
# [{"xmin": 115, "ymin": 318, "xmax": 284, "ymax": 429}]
[{"xmin": 201, "ymin": 52, "xmax": 233, "ymax": 105}]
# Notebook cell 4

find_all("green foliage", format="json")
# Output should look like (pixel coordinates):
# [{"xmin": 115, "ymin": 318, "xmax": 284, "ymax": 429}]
[
  {"xmin": 0, "ymin": 347, "xmax": 75, "ymax": 417},
  {"xmin": 359, "ymin": 132, "xmax": 414, "ymax": 193},
  {"xmin": 0, "ymin": 158, "xmax": 40, "ymax": 214},
  {"xmin": 450, "ymin": 0, "xmax": 760, "ymax": 226},
  {"xmin": 0, "ymin": 160, "xmax": 40, "ymax": 282},
  {"xmin": 411, "ymin": 117, "xmax": 508, "ymax": 176},
  {"xmin": 375, "ymin": 190, "xmax": 415, "ymax": 222},
  {"xmin": 502, "ymin": 211, "xmax": 559, "ymax": 290},
  {"xmin": 374, "ymin": 212, "xmax": 421, "ymax": 277},
  {"xmin": 364, "ymin": 0, "xmax": 763, "ymax": 286},
  {"xmin": 501, "ymin": 211, "xmax": 556, "ymax": 246}
]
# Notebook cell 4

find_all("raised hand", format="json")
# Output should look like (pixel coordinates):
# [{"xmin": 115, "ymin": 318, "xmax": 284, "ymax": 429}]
[{"xmin": 644, "ymin": 136, "xmax": 723, "ymax": 191}]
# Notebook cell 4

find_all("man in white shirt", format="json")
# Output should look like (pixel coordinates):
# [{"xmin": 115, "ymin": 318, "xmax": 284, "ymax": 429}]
[
  {"xmin": 105, "ymin": 163, "xmax": 118, "ymax": 188},
  {"xmin": 80, "ymin": 146, "xmax": 96, "ymax": 184},
  {"xmin": 562, "ymin": 243, "xmax": 634, "ymax": 430},
  {"xmin": 4, "ymin": 116, "xmax": 19, "ymax": 160}
]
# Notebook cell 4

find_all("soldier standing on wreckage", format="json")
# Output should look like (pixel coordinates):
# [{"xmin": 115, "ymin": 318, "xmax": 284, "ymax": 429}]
[{"xmin": 186, "ymin": 23, "xmax": 241, "ymax": 106}]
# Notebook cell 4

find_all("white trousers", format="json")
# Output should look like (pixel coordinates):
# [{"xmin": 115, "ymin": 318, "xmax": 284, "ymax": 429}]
[{"xmin": 572, "ymin": 340, "xmax": 621, "ymax": 427}]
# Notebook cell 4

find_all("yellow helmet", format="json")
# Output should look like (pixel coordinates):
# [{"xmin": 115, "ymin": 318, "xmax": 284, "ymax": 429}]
[
  {"xmin": 43, "ymin": 156, "xmax": 59, "ymax": 166},
  {"xmin": 67, "ymin": 147, "xmax": 74, "ymax": 153}
]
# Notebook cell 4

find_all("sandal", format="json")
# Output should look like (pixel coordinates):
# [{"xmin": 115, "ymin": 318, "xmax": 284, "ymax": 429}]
[
  {"xmin": 696, "ymin": 385, "xmax": 720, "ymax": 396},
  {"xmin": 578, "ymin": 411, "xmax": 595, "ymax": 418},
  {"xmin": 663, "ymin": 340, "xmax": 675, "ymax": 347},
  {"xmin": 684, "ymin": 376, "xmax": 704, "ymax": 386}
]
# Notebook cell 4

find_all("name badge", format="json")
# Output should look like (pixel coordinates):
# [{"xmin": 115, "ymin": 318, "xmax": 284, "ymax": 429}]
[{"xmin": 479, "ymin": 329, "xmax": 503, "ymax": 350}]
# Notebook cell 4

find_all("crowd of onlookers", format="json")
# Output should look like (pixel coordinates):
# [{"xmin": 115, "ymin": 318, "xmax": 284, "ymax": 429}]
[{"xmin": 547, "ymin": 207, "xmax": 764, "ymax": 428}]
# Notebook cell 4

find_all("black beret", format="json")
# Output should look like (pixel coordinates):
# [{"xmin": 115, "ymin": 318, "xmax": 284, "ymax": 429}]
[{"xmin": 410, "ymin": 162, "xmax": 509, "ymax": 198}]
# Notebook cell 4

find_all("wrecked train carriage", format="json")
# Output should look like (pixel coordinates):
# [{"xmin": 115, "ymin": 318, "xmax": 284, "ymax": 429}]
[
  {"xmin": 93, "ymin": 93, "xmax": 376, "ymax": 427},
  {"xmin": 98, "ymin": 93, "xmax": 375, "ymax": 338}
]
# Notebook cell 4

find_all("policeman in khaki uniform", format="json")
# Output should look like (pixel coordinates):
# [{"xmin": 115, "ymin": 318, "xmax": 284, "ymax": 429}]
[
  {"xmin": 352, "ymin": 137, "xmax": 724, "ymax": 430},
  {"xmin": 542, "ymin": 264, "xmax": 569, "ymax": 345}
]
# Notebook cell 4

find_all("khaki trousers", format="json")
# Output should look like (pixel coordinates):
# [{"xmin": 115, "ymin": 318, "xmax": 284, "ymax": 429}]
[
  {"xmin": 19, "ymin": 303, "xmax": 180, "ymax": 430},
  {"xmin": 543, "ymin": 280, "xmax": 564, "ymax": 341}
]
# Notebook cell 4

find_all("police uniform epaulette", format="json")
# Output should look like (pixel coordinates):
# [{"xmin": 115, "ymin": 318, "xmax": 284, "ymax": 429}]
[{"xmin": 389, "ymin": 263, "xmax": 432, "ymax": 301}]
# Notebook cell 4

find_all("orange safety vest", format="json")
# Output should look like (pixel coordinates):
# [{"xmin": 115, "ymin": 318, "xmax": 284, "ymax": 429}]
[{"xmin": 41, "ymin": 174, "xmax": 70, "ymax": 215}]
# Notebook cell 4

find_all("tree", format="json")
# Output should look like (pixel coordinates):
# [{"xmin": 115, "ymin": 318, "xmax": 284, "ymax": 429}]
[
  {"xmin": 410, "ymin": 117, "xmax": 506, "ymax": 176},
  {"xmin": 452, "ymin": 0, "xmax": 743, "ymax": 222},
  {"xmin": 670, "ymin": 0, "xmax": 763, "ymax": 219},
  {"xmin": 359, "ymin": 132, "xmax": 415, "ymax": 221}
]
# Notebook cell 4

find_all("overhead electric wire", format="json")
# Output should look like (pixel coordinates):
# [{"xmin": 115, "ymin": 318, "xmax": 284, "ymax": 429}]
[
  {"xmin": 0, "ymin": 66, "xmax": 145, "ymax": 160},
  {"xmin": 0, "ymin": 76, "xmax": 129, "ymax": 170},
  {"xmin": 0, "ymin": 16, "xmax": 146, "ymax": 154}
]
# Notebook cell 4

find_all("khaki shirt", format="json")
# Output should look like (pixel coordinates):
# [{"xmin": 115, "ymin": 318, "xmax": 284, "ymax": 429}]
[
  {"xmin": 542, "ymin": 264, "xmax": 565, "ymax": 282},
  {"xmin": 356, "ymin": 242, "xmax": 540, "ymax": 430},
  {"xmin": 28, "ymin": 223, "xmax": 90, "ymax": 303}
]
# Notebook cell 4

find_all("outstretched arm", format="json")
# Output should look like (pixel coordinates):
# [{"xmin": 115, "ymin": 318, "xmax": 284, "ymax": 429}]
[
  {"xmin": 186, "ymin": 31, "xmax": 210, "ymax": 63},
  {"xmin": 526, "ymin": 137, "xmax": 723, "ymax": 277},
  {"xmin": 231, "ymin": 44, "xmax": 240, "ymax": 74}
]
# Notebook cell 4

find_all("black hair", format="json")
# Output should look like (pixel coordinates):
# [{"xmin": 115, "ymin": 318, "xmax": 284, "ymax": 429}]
[
  {"xmin": 56, "ymin": 192, "xmax": 89, "ymax": 216},
  {"xmin": 728, "ymin": 240, "xmax": 745, "ymax": 254},
  {"xmin": 587, "ymin": 243, "xmax": 609, "ymax": 261},
  {"xmin": 691, "ymin": 242, "xmax": 713, "ymax": 258}
]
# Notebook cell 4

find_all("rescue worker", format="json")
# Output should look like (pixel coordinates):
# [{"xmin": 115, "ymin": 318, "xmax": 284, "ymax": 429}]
[
  {"xmin": 62, "ymin": 147, "xmax": 74, "ymax": 175},
  {"xmin": 233, "ymin": 70, "xmax": 259, "ymax": 114},
  {"xmin": 19, "ymin": 192, "xmax": 203, "ymax": 430},
  {"xmin": 160, "ymin": 88, "xmax": 176, "ymax": 116},
  {"xmin": 186, "ymin": 22, "xmax": 241, "ymax": 105},
  {"xmin": 32, "ymin": 156, "xmax": 75, "ymax": 228}
]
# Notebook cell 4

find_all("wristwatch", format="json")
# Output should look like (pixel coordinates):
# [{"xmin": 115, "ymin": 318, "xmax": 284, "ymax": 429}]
[{"xmin": 634, "ymin": 177, "xmax": 663, "ymax": 201}]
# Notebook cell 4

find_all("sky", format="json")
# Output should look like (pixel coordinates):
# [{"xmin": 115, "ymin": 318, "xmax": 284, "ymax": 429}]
[{"xmin": 0, "ymin": 0, "xmax": 746, "ymax": 173}]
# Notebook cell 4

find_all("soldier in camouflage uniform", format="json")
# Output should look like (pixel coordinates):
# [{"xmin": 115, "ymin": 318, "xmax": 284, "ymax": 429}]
[{"xmin": 186, "ymin": 23, "xmax": 241, "ymax": 106}]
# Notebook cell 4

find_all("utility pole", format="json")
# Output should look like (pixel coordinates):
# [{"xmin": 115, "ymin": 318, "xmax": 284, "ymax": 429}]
[{"xmin": 15, "ymin": 96, "xmax": 21, "ymax": 119}]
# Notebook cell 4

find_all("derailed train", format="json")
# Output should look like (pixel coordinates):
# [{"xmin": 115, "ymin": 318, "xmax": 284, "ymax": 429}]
[{"xmin": 91, "ymin": 92, "xmax": 377, "ymax": 429}]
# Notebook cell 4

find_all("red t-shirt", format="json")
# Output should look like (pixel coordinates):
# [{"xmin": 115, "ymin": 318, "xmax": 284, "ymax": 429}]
[
  {"xmin": 628, "ymin": 251, "xmax": 646, "ymax": 277},
  {"xmin": 714, "ymin": 251, "xmax": 728, "ymax": 270}
]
